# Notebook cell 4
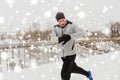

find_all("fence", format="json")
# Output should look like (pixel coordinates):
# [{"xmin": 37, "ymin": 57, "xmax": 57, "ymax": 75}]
[{"xmin": 0, "ymin": 38, "xmax": 120, "ymax": 72}]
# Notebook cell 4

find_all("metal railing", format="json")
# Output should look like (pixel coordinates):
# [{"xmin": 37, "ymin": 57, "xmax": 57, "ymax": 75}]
[{"xmin": 0, "ymin": 38, "xmax": 120, "ymax": 72}]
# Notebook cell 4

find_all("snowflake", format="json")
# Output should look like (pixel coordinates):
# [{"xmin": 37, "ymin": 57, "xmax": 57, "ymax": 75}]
[
  {"xmin": 14, "ymin": 65, "xmax": 21, "ymax": 73},
  {"xmin": 44, "ymin": 11, "xmax": 52, "ymax": 18},
  {"xmin": 49, "ymin": 58, "xmax": 54, "ymax": 62},
  {"xmin": 58, "ymin": 0, "xmax": 63, "ymax": 2},
  {"xmin": 41, "ymin": 0, "xmax": 45, "ymax": 3},
  {"xmin": 80, "ymin": 3, "xmax": 84, "ymax": 6},
  {"xmin": 101, "ymin": 28, "xmax": 111, "ymax": 36},
  {"xmin": 31, "ymin": 59, "xmax": 37, "ymax": 69},
  {"xmin": 1, "ymin": 52, "xmax": 8, "ymax": 60},
  {"xmin": 5, "ymin": 0, "xmax": 15, "ymax": 8},
  {"xmin": 52, "ymin": 77, "xmax": 55, "ymax": 80},
  {"xmin": 16, "ymin": 10, "xmax": 19, "ymax": 14},
  {"xmin": 21, "ymin": 20, "xmax": 26, "ymax": 25},
  {"xmin": 30, "ymin": 0, "xmax": 39, "ymax": 5},
  {"xmin": 26, "ymin": 12, "xmax": 32, "ymax": 16},
  {"xmin": 0, "ymin": 16, "xmax": 5, "ymax": 24},
  {"xmin": 74, "ymin": 6, "xmax": 79, "ymax": 11},
  {"xmin": 77, "ymin": 11, "xmax": 86, "ymax": 19},
  {"xmin": 53, "ymin": 7, "xmax": 58, "ymax": 11},
  {"xmin": 44, "ymin": 47, "xmax": 48, "ymax": 52},
  {"xmin": 89, "ymin": 49, "xmax": 93, "ymax": 53},
  {"xmin": 103, "ymin": 6, "xmax": 108, "ymax": 14},
  {"xmin": 49, "ymin": 69, "xmax": 53, "ymax": 73},
  {"xmin": 87, "ymin": 31, "xmax": 92, "ymax": 36},
  {"xmin": 16, "ymin": 27, "xmax": 20, "ymax": 31},
  {"xmin": 30, "ymin": 45, "xmax": 34, "ymax": 50},
  {"xmin": 67, "ymin": 0, "xmax": 70, "ymax": 3},
  {"xmin": 109, "ymin": 5, "xmax": 113, "ymax": 9},
  {"xmin": 100, "ymin": 61, "xmax": 104, "ymax": 64}
]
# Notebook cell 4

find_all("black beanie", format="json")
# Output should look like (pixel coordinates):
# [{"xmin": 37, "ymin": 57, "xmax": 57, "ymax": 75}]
[{"xmin": 55, "ymin": 12, "xmax": 65, "ymax": 21}]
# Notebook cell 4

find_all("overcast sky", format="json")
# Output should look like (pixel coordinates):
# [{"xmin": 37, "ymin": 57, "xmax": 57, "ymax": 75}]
[{"xmin": 0, "ymin": 0, "xmax": 120, "ymax": 32}]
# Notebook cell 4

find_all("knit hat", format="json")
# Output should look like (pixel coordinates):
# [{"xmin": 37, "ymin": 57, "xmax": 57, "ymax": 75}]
[{"xmin": 55, "ymin": 12, "xmax": 65, "ymax": 21}]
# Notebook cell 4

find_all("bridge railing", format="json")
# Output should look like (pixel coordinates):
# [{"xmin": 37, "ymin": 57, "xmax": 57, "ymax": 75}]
[{"xmin": 0, "ymin": 38, "xmax": 120, "ymax": 72}]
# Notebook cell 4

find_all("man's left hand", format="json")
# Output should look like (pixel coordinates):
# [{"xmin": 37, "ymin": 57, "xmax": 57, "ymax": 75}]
[{"xmin": 62, "ymin": 34, "xmax": 71, "ymax": 45}]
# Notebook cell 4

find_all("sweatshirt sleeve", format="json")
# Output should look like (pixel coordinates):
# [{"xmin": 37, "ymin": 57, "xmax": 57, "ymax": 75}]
[
  {"xmin": 70, "ymin": 23, "xmax": 87, "ymax": 40},
  {"xmin": 51, "ymin": 27, "xmax": 58, "ymax": 41}
]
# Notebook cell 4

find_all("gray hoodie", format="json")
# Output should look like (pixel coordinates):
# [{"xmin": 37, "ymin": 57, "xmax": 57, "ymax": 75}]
[{"xmin": 53, "ymin": 20, "xmax": 87, "ymax": 57}]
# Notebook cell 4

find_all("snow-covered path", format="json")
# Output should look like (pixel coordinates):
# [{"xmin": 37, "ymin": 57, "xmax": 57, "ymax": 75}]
[{"xmin": 0, "ymin": 51, "xmax": 120, "ymax": 80}]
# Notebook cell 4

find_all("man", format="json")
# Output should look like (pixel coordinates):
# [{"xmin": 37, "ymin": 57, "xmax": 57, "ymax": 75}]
[{"xmin": 53, "ymin": 12, "xmax": 93, "ymax": 80}]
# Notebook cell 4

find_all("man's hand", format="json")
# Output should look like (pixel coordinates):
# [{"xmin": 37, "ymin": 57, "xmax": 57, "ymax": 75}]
[
  {"xmin": 62, "ymin": 34, "xmax": 71, "ymax": 44},
  {"xmin": 58, "ymin": 34, "xmax": 71, "ymax": 44},
  {"xmin": 58, "ymin": 36, "xmax": 64, "ymax": 43}
]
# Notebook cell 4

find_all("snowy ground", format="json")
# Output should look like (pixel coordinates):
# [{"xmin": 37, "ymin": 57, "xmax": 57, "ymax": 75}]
[{"xmin": 0, "ymin": 51, "xmax": 120, "ymax": 80}]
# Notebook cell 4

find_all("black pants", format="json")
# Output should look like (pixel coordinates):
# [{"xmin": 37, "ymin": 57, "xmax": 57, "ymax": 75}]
[{"xmin": 61, "ymin": 54, "xmax": 89, "ymax": 80}]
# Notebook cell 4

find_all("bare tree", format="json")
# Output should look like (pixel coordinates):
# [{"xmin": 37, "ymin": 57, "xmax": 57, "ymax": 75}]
[
  {"xmin": 109, "ymin": 22, "xmax": 120, "ymax": 38},
  {"xmin": 22, "ymin": 22, "xmax": 52, "ymax": 42}
]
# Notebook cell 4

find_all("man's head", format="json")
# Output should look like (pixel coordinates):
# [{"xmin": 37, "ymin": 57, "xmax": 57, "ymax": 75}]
[{"xmin": 55, "ymin": 12, "xmax": 67, "ymax": 28}]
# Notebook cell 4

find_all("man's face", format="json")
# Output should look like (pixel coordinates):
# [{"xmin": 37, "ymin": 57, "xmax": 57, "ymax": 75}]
[{"xmin": 57, "ymin": 18, "xmax": 67, "ymax": 28}]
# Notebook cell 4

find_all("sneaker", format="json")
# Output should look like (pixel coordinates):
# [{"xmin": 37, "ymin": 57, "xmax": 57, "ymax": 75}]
[{"xmin": 88, "ymin": 71, "xmax": 93, "ymax": 80}]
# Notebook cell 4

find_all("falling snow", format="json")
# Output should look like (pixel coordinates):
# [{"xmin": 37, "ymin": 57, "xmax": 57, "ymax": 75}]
[
  {"xmin": 101, "ymin": 27, "xmax": 111, "ymax": 36},
  {"xmin": 1, "ymin": 52, "xmax": 8, "ymax": 60},
  {"xmin": 30, "ymin": 0, "xmax": 39, "ymax": 5},
  {"xmin": 5, "ymin": 0, "xmax": 15, "ymax": 8},
  {"xmin": 103, "ymin": 6, "xmax": 109, "ymax": 14},
  {"xmin": 0, "ymin": 0, "xmax": 120, "ymax": 80},
  {"xmin": 0, "ymin": 51, "xmax": 119, "ymax": 80},
  {"xmin": 26, "ymin": 12, "xmax": 32, "ymax": 16},
  {"xmin": 44, "ymin": 11, "xmax": 52, "ymax": 18},
  {"xmin": 52, "ymin": 7, "xmax": 58, "ymax": 11},
  {"xmin": 0, "ymin": 0, "xmax": 119, "ymax": 32},
  {"xmin": 14, "ymin": 65, "xmax": 21, "ymax": 73},
  {"xmin": 0, "ymin": 16, "xmax": 5, "ymax": 24},
  {"xmin": 77, "ymin": 11, "xmax": 86, "ymax": 19},
  {"xmin": 74, "ymin": 6, "xmax": 79, "ymax": 11},
  {"xmin": 58, "ymin": 0, "xmax": 63, "ymax": 3}
]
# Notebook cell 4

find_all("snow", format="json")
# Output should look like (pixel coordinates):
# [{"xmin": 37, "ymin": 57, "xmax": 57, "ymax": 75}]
[
  {"xmin": 14, "ymin": 66, "xmax": 21, "ymax": 73},
  {"xmin": 0, "ymin": 51, "xmax": 120, "ymax": 80},
  {"xmin": 0, "ymin": 17, "xmax": 5, "ymax": 24},
  {"xmin": 80, "ymin": 3, "xmax": 84, "ymax": 7},
  {"xmin": 0, "ymin": 0, "xmax": 120, "ymax": 80},
  {"xmin": 52, "ymin": 7, "xmax": 58, "ymax": 11},
  {"xmin": 74, "ymin": 6, "xmax": 79, "ymax": 11},
  {"xmin": 58, "ymin": 0, "xmax": 63, "ymax": 3},
  {"xmin": 29, "ymin": 0, "xmax": 39, "ymax": 5},
  {"xmin": 103, "ymin": 6, "xmax": 109, "ymax": 14},
  {"xmin": 40, "ymin": 0, "xmax": 45, "ymax": 3},
  {"xmin": 5, "ymin": 0, "xmax": 15, "ymax": 8},
  {"xmin": 101, "ymin": 27, "xmax": 111, "ymax": 36},
  {"xmin": 25, "ymin": 12, "xmax": 32, "ymax": 16},
  {"xmin": 77, "ymin": 11, "xmax": 86, "ymax": 19},
  {"xmin": 1, "ymin": 52, "xmax": 8, "ymax": 60},
  {"xmin": 0, "ymin": 0, "xmax": 120, "ymax": 32},
  {"xmin": 44, "ymin": 11, "xmax": 52, "ymax": 18}
]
